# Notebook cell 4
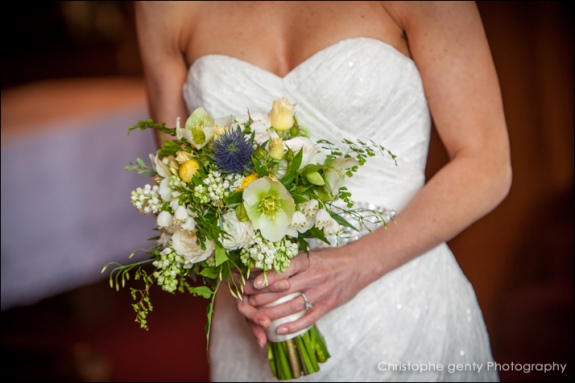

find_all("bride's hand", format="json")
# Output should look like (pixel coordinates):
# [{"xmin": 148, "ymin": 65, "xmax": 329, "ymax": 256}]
[{"xmin": 236, "ymin": 246, "xmax": 366, "ymax": 347}]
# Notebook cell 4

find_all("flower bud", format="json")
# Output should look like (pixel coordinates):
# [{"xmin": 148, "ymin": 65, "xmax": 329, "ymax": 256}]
[
  {"xmin": 305, "ymin": 171, "xmax": 325, "ymax": 186},
  {"xmin": 175, "ymin": 150, "xmax": 193, "ymax": 165},
  {"xmin": 179, "ymin": 159, "xmax": 200, "ymax": 183},
  {"xmin": 268, "ymin": 137, "xmax": 285, "ymax": 160},
  {"xmin": 269, "ymin": 97, "xmax": 295, "ymax": 131},
  {"xmin": 235, "ymin": 203, "xmax": 250, "ymax": 222}
]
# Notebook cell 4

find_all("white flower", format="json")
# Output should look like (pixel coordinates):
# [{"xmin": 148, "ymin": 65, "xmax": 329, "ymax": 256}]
[
  {"xmin": 235, "ymin": 112, "xmax": 277, "ymax": 145},
  {"xmin": 171, "ymin": 228, "xmax": 215, "ymax": 267},
  {"xmin": 315, "ymin": 209, "xmax": 332, "ymax": 229},
  {"xmin": 324, "ymin": 157, "xmax": 359, "ymax": 195},
  {"xmin": 219, "ymin": 211, "xmax": 255, "ymax": 250},
  {"xmin": 301, "ymin": 199, "xmax": 319, "ymax": 217},
  {"xmin": 174, "ymin": 206, "xmax": 189, "ymax": 224},
  {"xmin": 324, "ymin": 219, "xmax": 341, "ymax": 237},
  {"xmin": 157, "ymin": 227, "xmax": 174, "ymax": 247},
  {"xmin": 287, "ymin": 211, "xmax": 314, "ymax": 237},
  {"xmin": 158, "ymin": 177, "xmax": 173, "ymax": 202},
  {"xmin": 243, "ymin": 176, "xmax": 295, "ymax": 242},
  {"xmin": 283, "ymin": 137, "xmax": 327, "ymax": 169},
  {"xmin": 149, "ymin": 154, "xmax": 171, "ymax": 178},
  {"xmin": 156, "ymin": 211, "xmax": 173, "ymax": 229}
]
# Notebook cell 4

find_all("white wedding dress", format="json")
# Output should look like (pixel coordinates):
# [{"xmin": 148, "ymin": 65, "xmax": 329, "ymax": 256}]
[{"xmin": 183, "ymin": 37, "xmax": 498, "ymax": 382}]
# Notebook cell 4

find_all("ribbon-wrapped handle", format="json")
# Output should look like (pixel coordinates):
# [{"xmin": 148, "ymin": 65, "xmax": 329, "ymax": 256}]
[{"xmin": 263, "ymin": 292, "xmax": 312, "ymax": 342}]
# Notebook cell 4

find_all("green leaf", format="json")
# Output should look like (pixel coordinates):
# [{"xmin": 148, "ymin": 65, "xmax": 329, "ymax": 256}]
[
  {"xmin": 199, "ymin": 267, "xmax": 220, "ymax": 279},
  {"xmin": 252, "ymin": 157, "xmax": 268, "ymax": 177},
  {"xmin": 328, "ymin": 211, "xmax": 358, "ymax": 231},
  {"xmin": 281, "ymin": 149, "xmax": 303, "ymax": 187},
  {"xmin": 157, "ymin": 140, "xmax": 182, "ymax": 157},
  {"xmin": 191, "ymin": 285, "xmax": 213, "ymax": 299},
  {"xmin": 291, "ymin": 193, "xmax": 309, "ymax": 205},
  {"xmin": 303, "ymin": 227, "xmax": 330, "ymax": 245},
  {"xmin": 215, "ymin": 246, "xmax": 228, "ymax": 267},
  {"xmin": 224, "ymin": 190, "xmax": 243, "ymax": 205}
]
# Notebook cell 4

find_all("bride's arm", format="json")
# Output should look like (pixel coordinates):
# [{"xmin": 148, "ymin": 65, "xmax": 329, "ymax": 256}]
[
  {"xmin": 135, "ymin": 2, "xmax": 192, "ymax": 144},
  {"xmin": 238, "ymin": 1, "xmax": 512, "ymax": 347}
]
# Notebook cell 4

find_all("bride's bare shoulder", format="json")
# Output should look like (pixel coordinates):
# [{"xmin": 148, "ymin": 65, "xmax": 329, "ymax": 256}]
[{"xmin": 135, "ymin": 1, "xmax": 205, "ymax": 28}]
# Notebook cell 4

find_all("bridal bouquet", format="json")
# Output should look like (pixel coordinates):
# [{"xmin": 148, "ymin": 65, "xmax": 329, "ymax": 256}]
[{"xmin": 103, "ymin": 97, "xmax": 396, "ymax": 380}]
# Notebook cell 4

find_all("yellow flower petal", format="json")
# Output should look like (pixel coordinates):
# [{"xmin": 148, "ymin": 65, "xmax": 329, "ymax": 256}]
[
  {"xmin": 237, "ymin": 173, "xmax": 259, "ymax": 191},
  {"xmin": 179, "ymin": 159, "xmax": 200, "ymax": 183}
]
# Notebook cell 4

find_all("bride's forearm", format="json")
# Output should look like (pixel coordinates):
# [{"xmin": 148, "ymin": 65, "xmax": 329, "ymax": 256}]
[{"xmin": 350, "ymin": 152, "xmax": 512, "ymax": 286}]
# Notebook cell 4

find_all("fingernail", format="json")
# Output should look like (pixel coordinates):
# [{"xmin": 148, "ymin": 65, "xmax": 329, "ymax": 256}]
[
  {"xmin": 258, "ymin": 338, "xmax": 266, "ymax": 348},
  {"xmin": 277, "ymin": 280, "xmax": 289, "ymax": 290},
  {"xmin": 254, "ymin": 279, "xmax": 263, "ymax": 288},
  {"xmin": 277, "ymin": 327, "xmax": 288, "ymax": 335}
]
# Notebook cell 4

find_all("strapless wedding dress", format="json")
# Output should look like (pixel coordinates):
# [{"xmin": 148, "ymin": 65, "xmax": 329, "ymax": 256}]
[{"xmin": 183, "ymin": 37, "xmax": 498, "ymax": 382}]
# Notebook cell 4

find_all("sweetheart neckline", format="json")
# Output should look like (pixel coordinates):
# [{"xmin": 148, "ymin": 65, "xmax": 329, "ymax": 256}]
[{"xmin": 187, "ymin": 37, "xmax": 413, "ymax": 80}]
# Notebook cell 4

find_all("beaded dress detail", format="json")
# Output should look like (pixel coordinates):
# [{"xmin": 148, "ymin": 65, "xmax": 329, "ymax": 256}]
[{"xmin": 183, "ymin": 37, "xmax": 498, "ymax": 382}]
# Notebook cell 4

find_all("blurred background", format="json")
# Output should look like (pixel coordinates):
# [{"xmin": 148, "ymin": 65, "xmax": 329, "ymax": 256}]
[{"xmin": 1, "ymin": 1, "xmax": 572, "ymax": 382}]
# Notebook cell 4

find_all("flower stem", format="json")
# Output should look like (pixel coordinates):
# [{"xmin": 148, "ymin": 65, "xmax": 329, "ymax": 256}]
[
  {"xmin": 285, "ymin": 338, "xmax": 300, "ymax": 379},
  {"xmin": 296, "ymin": 336, "xmax": 313, "ymax": 374}
]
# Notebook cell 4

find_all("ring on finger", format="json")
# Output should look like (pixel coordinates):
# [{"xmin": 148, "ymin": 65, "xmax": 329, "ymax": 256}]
[{"xmin": 301, "ymin": 293, "xmax": 313, "ymax": 310}]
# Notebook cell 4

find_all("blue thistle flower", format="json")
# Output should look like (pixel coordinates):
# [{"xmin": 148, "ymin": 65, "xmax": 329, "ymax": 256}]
[{"xmin": 213, "ymin": 129, "xmax": 254, "ymax": 173}]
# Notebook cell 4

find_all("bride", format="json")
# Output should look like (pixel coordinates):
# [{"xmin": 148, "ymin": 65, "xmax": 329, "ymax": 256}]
[{"xmin": 135, "ymin": 2, "xmax": 511, "ymax": 381}]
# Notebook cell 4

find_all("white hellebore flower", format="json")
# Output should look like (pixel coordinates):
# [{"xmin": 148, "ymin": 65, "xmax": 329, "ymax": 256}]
[
  {"xmin": 283, "ymin": 137, "xmax": 327, "ymax": 169},
  {"xmin": 220, "ymin": 211, "xmax": 255, "ymax": 250},
  {"xmin": 171, "ymin": 228, "xmax": 215, "ymax": 267},
  {"xmin": 243, "ymin": 176, "xmax": 295, "ymax": 242},
  {"xmin": 178, "ymin": 108, "xmax": 233, "ymax": 150},
  {"xmin": 324, "ymin": 157, "xmax": 359, "ymax": 195},
  {"xmin": 149, "ymin": 153, "xmax": 171, "ymax": 178},
  {"xmin": 235, "ymin": 112, "xmax": 277, "ymax": 145}
]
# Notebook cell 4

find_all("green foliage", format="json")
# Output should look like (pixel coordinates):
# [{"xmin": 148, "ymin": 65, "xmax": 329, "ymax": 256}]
[
  {"xmin": 107, "ymin": 105, "xmax": 398, "ymax": 371},
  {"xmin": 128, "ymin": 119, "xmax": 176, "ymax": 136}
]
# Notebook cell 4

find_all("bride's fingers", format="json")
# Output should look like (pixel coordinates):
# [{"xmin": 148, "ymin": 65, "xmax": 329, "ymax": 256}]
[
  {"xmin": 247, "ymin": 290, "xmax": 290, "ymax": 307},
  {"xmin": 252, "ymin": 252, "xmax": 311, "ymax": 289},
  {"xmin": 243, "ymin": 278, "xmax": 290, "ymax": 295},
  {"xmin": 257, "ymin": 292, "xmax": 317, "ymax": 321},
  {"xmin": 248, "ymin": 320, "xmax": 268, "ymax": 348},
  {"xmin": 236, "ymin": 296, "xmax": 270, "ymax": 328},
  {"xmin": 275, "ymin": 306, "xmax": 324, "ymax": 336}
]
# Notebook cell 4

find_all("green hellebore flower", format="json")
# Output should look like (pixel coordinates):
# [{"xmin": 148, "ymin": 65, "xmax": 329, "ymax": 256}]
[{"xmin": 243, "ymin": 176, "xmax": 295, "ymax": 242}]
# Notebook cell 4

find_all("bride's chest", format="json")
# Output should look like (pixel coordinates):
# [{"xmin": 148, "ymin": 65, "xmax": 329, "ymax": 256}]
[{"xmin": 182, "ymin": 2, "xmax": 408, "ymax": 77}]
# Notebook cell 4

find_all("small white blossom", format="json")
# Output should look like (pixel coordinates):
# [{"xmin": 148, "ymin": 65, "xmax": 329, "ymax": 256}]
[
  {"xmin": 315, "ymin": 209, "xmax": 332, "ymax": 229},
  {"xmin": 157, "ymin": 211, "xmax": 173, "ymax": 229}
]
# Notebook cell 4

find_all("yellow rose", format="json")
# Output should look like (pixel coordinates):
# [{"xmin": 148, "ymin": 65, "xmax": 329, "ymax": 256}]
[
  {"xmin": 269, "ymin": 97, "xmax": 296, "ymax": 131},
  {"xmin": 237, "ymin": 173, "xmax": 259, "ymax": 191},
  {"xmin": 179, "ymin": 159, "xmax": 200, "ymax": 183},
  {"xmin": 268, "ymin": 137, "xmax": 285, "ymax": 160}
]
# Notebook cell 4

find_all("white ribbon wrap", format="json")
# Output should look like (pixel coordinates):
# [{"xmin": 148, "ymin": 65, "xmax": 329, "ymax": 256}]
[{"xmin": 264, "ymin": 292, "xmax": 312, "ymax": 343}]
